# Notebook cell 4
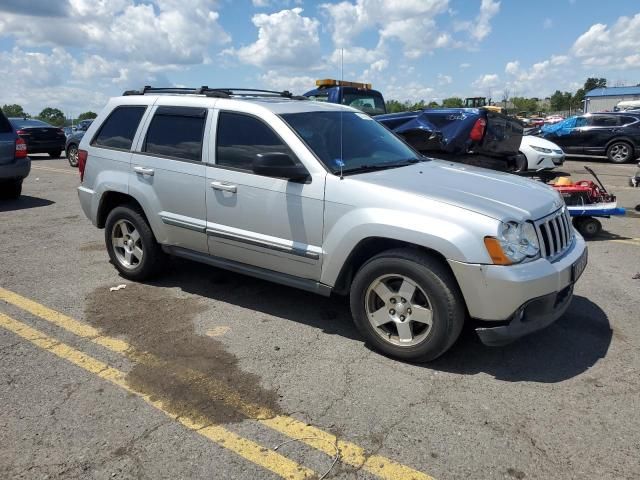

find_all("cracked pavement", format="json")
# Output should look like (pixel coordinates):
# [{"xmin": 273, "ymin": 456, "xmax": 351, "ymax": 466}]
[{"xmin": 1, "ymin": 156, "xmax": 639, "ymax": 479}]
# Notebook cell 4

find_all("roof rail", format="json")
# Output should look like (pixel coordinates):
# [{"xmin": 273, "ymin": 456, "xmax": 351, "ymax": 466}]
[{"xmin": 121, "ymin": 86, "xmax": 307, "ymax": 100}]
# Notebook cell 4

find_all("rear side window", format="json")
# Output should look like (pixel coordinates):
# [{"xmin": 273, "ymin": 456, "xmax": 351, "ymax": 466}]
[
  {"xmin": 92, "ymin": 106, "xmax": 146, "ymax": 150},
  {"xmin": 143, "ymin": 107, "xmax": 207, "ymax": 161},
  {"xmin": 620, "ymin": 115, "xmax": 639, "ymax": 126},
  {"xmin": 0, "ymin": 111, "xmax": 12, "ymax": 133},
  {"xmin": 216, "ymin": 112, "xmax": 294, "ymax": 171},
  {"xmin": 589, "ymin": 115, "xmax": 619, "ymax": 127}
]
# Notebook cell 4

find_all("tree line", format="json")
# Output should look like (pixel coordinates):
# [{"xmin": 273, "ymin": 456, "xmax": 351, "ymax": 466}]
[
  {"xmin": 385, "ymin": 77, "xmax": 614, "ymax": 115},
  {"xmin": 0, "ymin": 104, "xmax": 97, "ymax": 127}
]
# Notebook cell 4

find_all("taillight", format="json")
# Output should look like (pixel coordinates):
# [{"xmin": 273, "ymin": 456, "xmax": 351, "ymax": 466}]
[
  {"xmin": 78, "ymin": 149, "xmax": 88, "ymax": 181},
  {"xmin": 469, "ymin": 118, "xmax": 487, "ymax": 142},
  {"xmin": 16, "ymin": 129, "xmax": 28, "ymax": 135},
  {"xmin": 15, "ymin": 137, "xmax": 27, "ymax": 159}
]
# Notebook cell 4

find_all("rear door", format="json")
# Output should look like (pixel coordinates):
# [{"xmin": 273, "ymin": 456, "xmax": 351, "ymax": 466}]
[
  {"xmin": 582, "ymin": 114, "xmax": 619, "ymax": 155},
  {"xmin": 0, "ymin": 111, "xmax": 15, "ymax": 165},
  {"xmin": 129, "ymin": 103, "xmax": 210, "ymax": 253}
]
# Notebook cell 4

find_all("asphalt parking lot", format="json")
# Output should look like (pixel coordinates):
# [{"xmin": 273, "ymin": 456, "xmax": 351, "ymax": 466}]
[{"xmin": 1, "ymin": 155, "xmax": 639, "ymax": 480}]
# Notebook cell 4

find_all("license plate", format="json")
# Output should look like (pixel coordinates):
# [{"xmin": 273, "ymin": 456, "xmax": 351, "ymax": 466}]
[{"xmin": 571, "ymin": 248, "xmax": 588, "ymax": 282}]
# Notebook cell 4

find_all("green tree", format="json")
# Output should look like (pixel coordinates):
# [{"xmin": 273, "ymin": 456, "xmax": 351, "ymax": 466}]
[
  {"xmin": 385, "ymin": 99, "xmax": 412, "ymax": 113},
  {"xmin": 549, "ymin": 90, "xmax": 574, "ymax": 112},
  {"xmin": 511, "ymin": 97, "xmax": 540, "ymax": 114},
  {"xmin": 442, "ymin": 97, "xmax": 464, "ymax": 108},
  {"xmin": 78, "ymin": 111, "xmax": 97, "ymax": 120},
  {"xmin": 1, "ymin": 104, "xmax": 29, "ymax": 118},
  {"xmin": 574, "ymin": 77, "xmax": 607, "ymax": 110},
  {"xmin": 427, "ymin": 101, "xmax": 440, "ymax": 108},
  {"xmin": 38, "ymin": 107, "xmax": 66, "ymax": 126}
]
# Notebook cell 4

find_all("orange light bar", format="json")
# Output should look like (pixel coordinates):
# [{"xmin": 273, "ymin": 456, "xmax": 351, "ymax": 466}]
[
  {"xmin": 483, "ymin": 237, "xmax": 512, "ymax": 265},
  {"xmin": 315, "ymin": 78, "xmax": 372, "ymax": 89}
]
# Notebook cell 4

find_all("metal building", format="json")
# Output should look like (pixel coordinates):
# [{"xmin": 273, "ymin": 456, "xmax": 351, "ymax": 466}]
[{"xmin": 584, "ymin": 86, "xmax": 640, "ymax": 113}]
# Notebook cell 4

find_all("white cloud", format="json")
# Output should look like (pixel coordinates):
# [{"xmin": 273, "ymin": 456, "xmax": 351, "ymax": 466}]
[
  {"xmin": 459, "ymin": 63, "xmax": 471, "ymax": 69},
  {"xmin": 438, "ymin": 73, "xmax": 453, "ymax": 85},
  {"xmin": 260, "ymin": 70, "xmax": 316, "ymax": 95},
  {"xmin": 505, "ymin": 60, "xmax": 520, "ymax": 75},
  {"xmin": 543, "ymin": 18, "xmax": 553, "ymax": 29},
  {"xmin": 320, "ymin": 0, "xmax": 450, "ymax": 58},
  {"xmin": 329, "ymin": 46, "xmax": 383, "ymax": 65},
  {"xmin": 382, "ymin": 80, "xmax": 436, "ymax": 103},
  {"xmin": 472, "ymin": 73, "xmax": 500, "ymax": 91},
  {"xmin": 232, "ymin": 8, "xmax": 321, "ymax": 68},
  {"xmin": 455, "ymin": 0, "xmax": 500, "ymax": 41},
  {"xmin": 571, "ymin": 13, "xmax": 640, "ymax": 69}
]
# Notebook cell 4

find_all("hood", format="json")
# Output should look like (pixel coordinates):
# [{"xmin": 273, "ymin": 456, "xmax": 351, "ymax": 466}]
[
  {"xmin": 351, "ymin": 160, "xmax": 563, "ymax": 222},
  {"xmin": 521, "ymin": 135, "xmax": 563, "ymax": 151}
]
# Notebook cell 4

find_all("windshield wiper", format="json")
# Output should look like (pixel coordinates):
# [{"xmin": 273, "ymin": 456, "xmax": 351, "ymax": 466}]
[{"xmin": 339, "ymin": 158, "xmax": 423, "ymax": 176}]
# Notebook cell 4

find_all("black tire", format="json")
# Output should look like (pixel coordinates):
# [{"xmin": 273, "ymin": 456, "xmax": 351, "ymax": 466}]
[
  {"xmin": 104, "ymin": 205, "xmax": 164, "ymax": 281},
  {"xmin": 514, "ymin": 153, "xmax": 528, "ymax": 172},
  {"xmin": 48, "ymin": 150, "xmax": 61, "ymax": 159},
  {"xmin": 349, "ymin": 248, "xmax": 465, "ymax": 362},
  {"xmin": 0, "ymin": 179, "xmax": 22, "ymax": 199},
  {"xmin": 574, "ymin": 217, "xmax": 602, "ymax": 239},
  {"xmin": 67, "ymin": 144, "xmax": 79, "ymax": 167},
  {"xmin": 606, "ymin": 141, "xmax": 633, "ymax": 164}
]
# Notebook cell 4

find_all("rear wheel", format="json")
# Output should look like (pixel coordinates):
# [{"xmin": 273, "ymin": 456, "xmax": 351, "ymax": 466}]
[
  {"xmin": 67, "ymin": 144, "xmax": 79, "ymax": 167},
  {"xmin": 350, "ymin": 249, "xmax": 465, "ymax": 362},
  {"xmin": 606, "ymin": 141, "xmax": 633, "ymax": 163},
  {"xmin": 105, "ymin": 205, "xmax": 164, "ymax": 281},
  {"xmin": 48, "ymin": 150, "xmax": 61, "ymax": 159}
]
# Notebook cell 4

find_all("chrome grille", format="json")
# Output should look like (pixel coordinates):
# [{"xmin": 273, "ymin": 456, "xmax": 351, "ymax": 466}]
[{"xmin": 535, "ymin": 208, "xmax": 573, "ymax": 260}]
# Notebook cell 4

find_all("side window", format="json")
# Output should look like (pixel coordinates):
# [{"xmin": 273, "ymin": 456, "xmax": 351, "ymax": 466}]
[
  {"xmin": 92, "ymin": 106, "xmax": 146, "ymax": 150},
  {"xmin": 307, "ymin": 94, "xmax": 329, "ymax": 103},
  {"xmin": 216, "ymin": 112, "xmax": 295, "ymax": 172},
  {"xmin": 575, "ymin": 117, "xmax": 588, "ymax": 127},
  {"xmin": 143, "ymin": 107, "xmax": 207, "ymax": 161},
  {"xmin": 620, "ymin": 116, "xmax": 638, "ymax": 126},
  {"xmin": 590, "ymin": 115, "xmax": 619, "ymax": 127}
]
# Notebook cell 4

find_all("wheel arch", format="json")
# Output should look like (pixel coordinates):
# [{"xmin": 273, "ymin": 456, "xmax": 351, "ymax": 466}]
[
  {"xmin": 605, "ymin": 136, "xmax": 636, "ymax": 154},
  {"xmin": 331, "ymin": 237, "xmax": 458, "ymax": 296},
  {"xmin": 96, "ymin": 191, "xmax": 148, "ymax": 229}
]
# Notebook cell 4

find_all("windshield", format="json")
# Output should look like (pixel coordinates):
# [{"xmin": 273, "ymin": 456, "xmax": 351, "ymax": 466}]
[{"xmin": 281, "ymin": 111, "xmax": 422, "ymax": 174}]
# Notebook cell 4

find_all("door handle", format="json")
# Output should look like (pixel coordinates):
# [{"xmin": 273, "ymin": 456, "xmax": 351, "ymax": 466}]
[
  {"xmin": 133, "ymin": 166, "xmax": 155, "ymax": 176},
  {"xmin": 211, "ymin": 181, "xmax": 237, "ymax": 193}
]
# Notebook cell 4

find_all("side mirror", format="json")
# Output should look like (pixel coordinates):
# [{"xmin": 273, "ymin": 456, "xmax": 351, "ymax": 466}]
[{"xmin": 252, "ymin": 152, "xmax": 309, "ymax": 181}]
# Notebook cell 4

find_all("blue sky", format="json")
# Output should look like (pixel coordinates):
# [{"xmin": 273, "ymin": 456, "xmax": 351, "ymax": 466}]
[{"xmin": 1, "ymin": 0, "xmax": 639, "ymax": 116}]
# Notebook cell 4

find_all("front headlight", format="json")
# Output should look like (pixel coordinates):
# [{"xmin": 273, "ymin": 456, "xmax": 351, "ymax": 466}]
[
  {"xmin": 484, "ymin": 221, "xmax": 540, "ymax": 265},
  {"xmin": 531, "ymin": 145, "xmax": 553, "ymax": 154}
]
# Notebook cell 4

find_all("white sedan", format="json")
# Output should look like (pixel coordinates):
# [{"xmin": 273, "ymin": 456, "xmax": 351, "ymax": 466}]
[{"xmin": 519, "ymin": 135, "xmax": 565, "ymax": 171}]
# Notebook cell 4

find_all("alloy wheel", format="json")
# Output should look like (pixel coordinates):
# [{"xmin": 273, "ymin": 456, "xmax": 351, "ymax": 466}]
[{"xmin": 111, "ymin": 219, "xmax": 143, "ymax": 269}]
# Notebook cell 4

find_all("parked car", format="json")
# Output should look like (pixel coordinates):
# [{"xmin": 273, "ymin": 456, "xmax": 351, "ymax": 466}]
[
  {"xmin": 77, "ymin": 86, "xmax": 587, "ymax": 362},
  {"xmin": 0, "ymin": 109, "xmax": 30, "ymax": 199},
  {"xmin": 62, "ymin": 126, "xmax": 73, "ymax": 137},
  {"xmin": 540, "ymin": 112, "xmax": 640, "ymax": 163},
  {"xmin": 66, "ymin": 119, "xmax": 93, "ymax": 166},
  {"xmin": 530, "ymin": 118, "xmax": 545, "ymax": 127},
  {"xmin": 519, "ymin": 135, "xmax": 564, "ymax": 171},
  {"xmin": 9, "ymin": 118, "xmax": 66, "ymax": 158},
  {"xmin": 545, "ymin": 115, "xmax": 564, "ymax": 124}
]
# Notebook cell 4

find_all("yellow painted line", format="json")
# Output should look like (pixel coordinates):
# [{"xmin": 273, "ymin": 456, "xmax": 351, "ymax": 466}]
[
  {"xmin": 0, "ymin": 287, "xmax": 435, "ymax": 480},
  {"xmin": 32, "ymin": 165, "xmax": 77, "ymax": 175},
  {"xmin": 0, "ymin": 312, "xmax": 316, "ymax": 480}
]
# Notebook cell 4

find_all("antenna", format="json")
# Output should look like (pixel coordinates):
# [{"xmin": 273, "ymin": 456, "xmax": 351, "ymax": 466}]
[{"xmin": 339, "ymin": 47, "xmax": 344, "ymax": 180}]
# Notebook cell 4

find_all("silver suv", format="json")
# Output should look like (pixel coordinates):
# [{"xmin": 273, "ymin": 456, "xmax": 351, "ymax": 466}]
[{"xmin": 77, "ymin": 87, "xmax": 588, "ymax": 361}]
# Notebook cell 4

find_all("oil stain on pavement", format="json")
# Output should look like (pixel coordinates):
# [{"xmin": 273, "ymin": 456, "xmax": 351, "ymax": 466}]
[{"xmin": 84, "ymin": 283, "xmax": 282, "ymax": 425}]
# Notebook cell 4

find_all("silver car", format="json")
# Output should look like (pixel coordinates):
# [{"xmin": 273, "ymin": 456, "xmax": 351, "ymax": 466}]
[{"xmin": 77, "ymin": 87, "xmax": 588, "ymax": 361}]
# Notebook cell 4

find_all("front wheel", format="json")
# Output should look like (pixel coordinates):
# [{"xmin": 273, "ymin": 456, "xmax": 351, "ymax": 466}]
[
  {"xmin": 350, "ymin": 249, "xmax": 465, "ymax": 362},
  {"xmin": 67, "ymin": 144, "xmax": 79, "ymax": 167},
  {"xmin": 607, "ymin": 142, "xmax": 633, "ymax": 163},
  {"xmin": 104, "ymin": 205, "xmax": 164, "ymax": 281}
]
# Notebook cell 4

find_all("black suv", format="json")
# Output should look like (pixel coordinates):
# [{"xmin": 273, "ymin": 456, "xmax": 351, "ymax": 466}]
[{"xmin": 542, "ymin": 112, "xmax": 640, "ymax": 163}]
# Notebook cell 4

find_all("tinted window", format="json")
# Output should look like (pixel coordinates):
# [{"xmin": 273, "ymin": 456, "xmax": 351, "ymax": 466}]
[
  {"xmin": 575, "ymin": 117, "xmax": 588, "ymax": 127},
  {"xmin": 342, "ymin": 93, "xmax": 386, "ymax": 115},
  {"xmin": 589, "ymin": 115, "xmax": 619, "ymax": 127},
  {"xmin": 620, "ymin": 115, "xmax": 639, "ymax": 126},
  {"xmin": 0, "ymin": 111, "xmax": 12, "ymax": 133},
  {"xmin": 93, "ymin": 106, "xmax": 146, "ymax": 150},
  {"xmin": 216, "ymin": 112, "xmax": 294, "ymax": 171},
  {"xmin": 143, "ymin": 107, "xmax": 206, "ymax": 161}
]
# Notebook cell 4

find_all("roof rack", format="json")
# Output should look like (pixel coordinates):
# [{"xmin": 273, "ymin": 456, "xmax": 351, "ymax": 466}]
[{"xmin": 122, "ymin": 86, "xmax": 308, "ymax": 100}]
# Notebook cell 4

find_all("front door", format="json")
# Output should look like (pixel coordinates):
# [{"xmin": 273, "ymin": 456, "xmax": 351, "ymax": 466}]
[
  {"xmin": 554, "ymin": 116, "xmax": 587, "ymax": 154},
  {"xmin": 129, "ymin": 105, "xmax": 210, "ymax": 253},
  {"xmin": 205, "ymin": 110, "xmax": 325, "ymax": 280}
]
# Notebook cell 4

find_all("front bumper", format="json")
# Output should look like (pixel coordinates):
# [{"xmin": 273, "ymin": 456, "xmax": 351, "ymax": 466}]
[
  {"xmin": 0, "ymin": 157, "xmax": 31, "ymax": 180},
  {"xmin": 448, "ymin": 234, "xmax": 587, "ymax": 342}
]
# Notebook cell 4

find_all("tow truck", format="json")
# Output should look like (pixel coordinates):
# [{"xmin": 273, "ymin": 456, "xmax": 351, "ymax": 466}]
[{"xmin": 303, "ymin": 79, "xmax": 387, "ymax": 115}]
